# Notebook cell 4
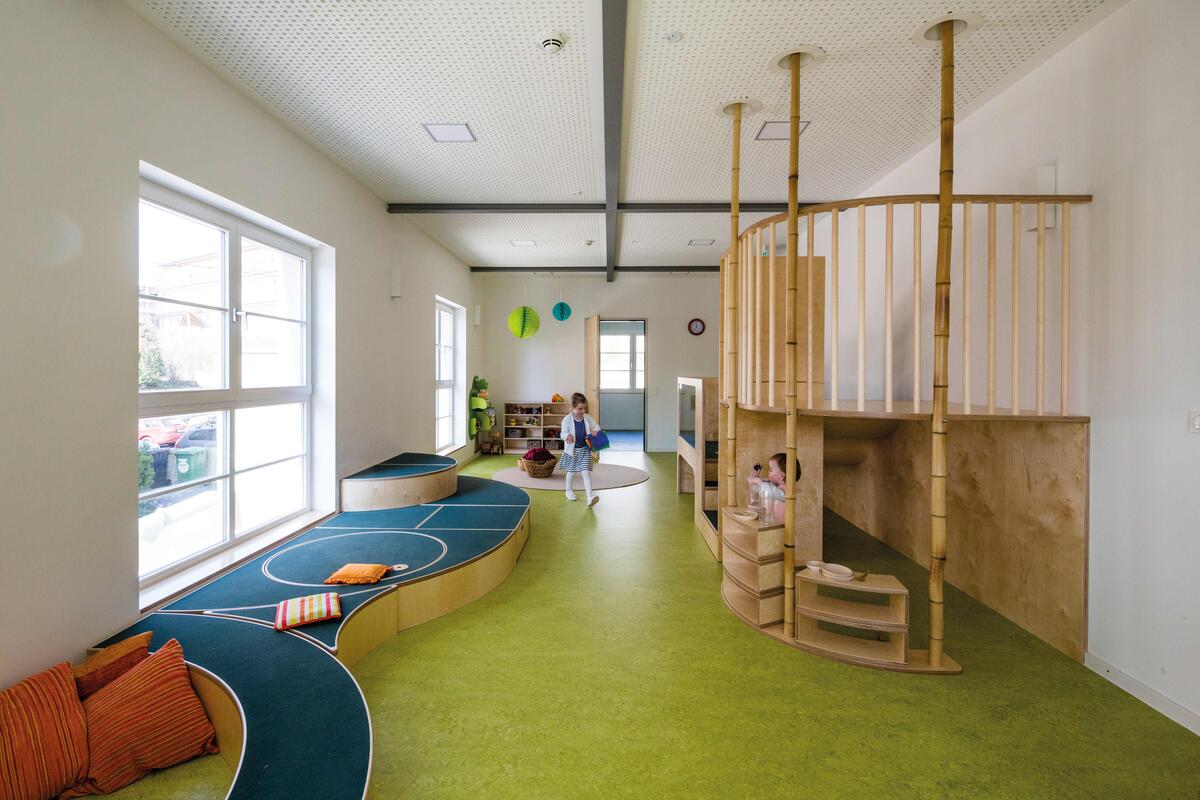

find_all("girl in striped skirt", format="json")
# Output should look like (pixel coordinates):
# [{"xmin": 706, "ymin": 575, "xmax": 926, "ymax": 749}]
[{"xmin": 560, "ymin": 392, "xmax": 601, "ymax": 508}]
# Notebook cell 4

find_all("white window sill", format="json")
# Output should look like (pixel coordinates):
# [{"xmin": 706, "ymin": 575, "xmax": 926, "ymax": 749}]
[{"xmin": 139, "ymin": 509, "xmax": 332, "ymax": 612}]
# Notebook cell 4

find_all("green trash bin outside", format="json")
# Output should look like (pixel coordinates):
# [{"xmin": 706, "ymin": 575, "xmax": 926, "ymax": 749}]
[{"xmin": 171, "ymin": 447, "xmax": 208, "ymax": 483}]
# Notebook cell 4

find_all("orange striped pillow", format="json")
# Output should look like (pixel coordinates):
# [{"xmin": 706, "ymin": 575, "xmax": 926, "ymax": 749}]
[
  {"xmin": 59, "ymin": 639, "xmax": 217, "ymax": 797},
  {"xmin": 0, "ymin": 662, "xmax": 88, "ymax": 800},
  {"xmin": 71, "ymin": 631, "xmax": 153, "ymax": 699}
]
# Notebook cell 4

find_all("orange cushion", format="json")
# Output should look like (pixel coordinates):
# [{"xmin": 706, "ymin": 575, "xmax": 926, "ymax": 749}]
[
  {"xmin": 60, "ymin": 639, "xmax": 217, "ymax": 797},
  {"xmin": 324, "ymin": 563, "xmax": 390, "ymax": 585},
  {"xmin": 72, "ymin": 631, "xmax": 153, "ymax": 699},
  {"xmin": 0, "ymin": 662, "xmax": 88, "ymax": 800}
]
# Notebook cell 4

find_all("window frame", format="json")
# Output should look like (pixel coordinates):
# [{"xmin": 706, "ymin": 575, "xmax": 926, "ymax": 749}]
[
  {"xmin": 434, "ymin": 297, "xmax": 465, "ymax": 454},
  {"xmin": 599, "ymin": 332, "xmax": 645, "ymax": 392},
  {"xmin": 137, "ymin": 180, "xmax": 313, "ymax": 586}
]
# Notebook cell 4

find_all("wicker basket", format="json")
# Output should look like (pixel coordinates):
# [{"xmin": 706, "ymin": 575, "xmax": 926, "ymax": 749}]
[{"xmin": 518, "ymin": 455, "xmax": 558, "ymax": 478}]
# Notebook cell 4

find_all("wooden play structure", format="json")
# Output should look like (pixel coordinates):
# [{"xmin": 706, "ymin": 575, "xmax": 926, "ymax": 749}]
[
  {"xmin": 676, "ymin": 376, "xmax": 720, "ymax": 557},
  {"xmin": 711, "ymin": 28, "xmax": 1092, "ymax": 673}
]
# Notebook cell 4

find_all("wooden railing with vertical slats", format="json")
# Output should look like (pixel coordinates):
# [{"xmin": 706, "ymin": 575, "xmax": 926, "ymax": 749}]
[{"xmin": 726, "ymin": 194, "xmax": 1091, "ymax": 418}]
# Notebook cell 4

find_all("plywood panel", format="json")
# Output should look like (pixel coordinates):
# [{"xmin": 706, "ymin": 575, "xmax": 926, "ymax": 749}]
[
  {"xmin": 733, "ymin": 409, "xmax": 823, "ymax": 561},
  {"xmin": 822, "ymin": 419, "xmax": 1089, "ymax": 660},
  {"xmin": 340, "ymin": 468, "xmax": 457, "ymax": 511},
  {"xmin": 189, "ymin": 666, "xmax": 243, "ymax": 774}
]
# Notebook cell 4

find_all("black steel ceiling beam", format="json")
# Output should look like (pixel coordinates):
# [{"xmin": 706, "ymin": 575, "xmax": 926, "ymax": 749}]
[
  {"xmin": 387, "ymin": 201, "xmax": 802, "ymax": 214},
  {"xmin": 468, "ymin": 265, "xmax": 719, "ymax": 273},
  {"xmin": 601, "ymin": 0, "xmax": 627, "ymax": 282}
]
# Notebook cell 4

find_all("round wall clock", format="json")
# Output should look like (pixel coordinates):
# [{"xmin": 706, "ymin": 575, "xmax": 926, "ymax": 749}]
[{"xmin": 688, "ymin": 318, "xmax": 705, "ymax": 336}]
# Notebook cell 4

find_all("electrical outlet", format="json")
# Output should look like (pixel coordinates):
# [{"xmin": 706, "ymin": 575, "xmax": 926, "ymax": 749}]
[{"xmin": 1189, "ymin": 410, "xmax": 1200, "ymax": 433}]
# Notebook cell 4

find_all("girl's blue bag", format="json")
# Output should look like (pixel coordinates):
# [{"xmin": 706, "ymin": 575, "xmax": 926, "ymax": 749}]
[{"xmin": 586, "ymin": 430, "xmax": 611, "ymax": 451}]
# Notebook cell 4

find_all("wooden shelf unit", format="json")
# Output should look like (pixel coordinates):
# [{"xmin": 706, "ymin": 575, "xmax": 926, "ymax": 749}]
[
  {"xmin": 503, "ymin": 401, "xmax": 573, "ymax": 454},
  {"xmin": 793, "ymin": 568, "xmax": 911, "ymax": 668},
  {"xmin": 720, "ymin": 508, "xmax": 786, "ymax": 626}
]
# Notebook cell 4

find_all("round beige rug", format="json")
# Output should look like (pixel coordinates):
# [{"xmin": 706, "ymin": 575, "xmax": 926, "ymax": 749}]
[{"xmin": 491, "ymin": 462, "xmax": 650, "ymax": 491}]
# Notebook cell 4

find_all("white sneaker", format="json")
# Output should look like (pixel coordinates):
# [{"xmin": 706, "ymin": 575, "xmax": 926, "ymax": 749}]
[
  {"xmin": 565, "ymin": 489, "xmax": 578, "ymax": 501},
  {"xmin": 587, "ymin": 494, "xmax": 599, "ymax": 508}
]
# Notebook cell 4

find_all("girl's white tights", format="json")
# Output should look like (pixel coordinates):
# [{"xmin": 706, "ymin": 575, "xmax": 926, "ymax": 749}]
[{"xmin": 565, "ymin": 470, "xmax": 593, "ymax": 498}]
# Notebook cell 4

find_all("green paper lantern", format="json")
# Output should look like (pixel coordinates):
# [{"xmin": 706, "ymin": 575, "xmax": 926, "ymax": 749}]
[
  {"xmin": 552, "ymin": 301, "xmax": 572, "ymax": 321},
  {"xmin": 507, "ymin": 306, "xmax": 540, "ymax": 338}
]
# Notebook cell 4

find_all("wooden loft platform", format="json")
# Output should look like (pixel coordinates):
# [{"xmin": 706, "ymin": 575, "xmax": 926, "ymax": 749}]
[{"xmin": 729, "ymin": 398, "xmax": 1090, "ymax": 424}]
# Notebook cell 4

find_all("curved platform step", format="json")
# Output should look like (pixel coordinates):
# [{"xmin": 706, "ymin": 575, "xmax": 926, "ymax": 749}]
[
  {"xmin": 340, "ymin": 452, "xmax": 458, "ymax": 510},
  {"xmin": 96, "ymin": 468, "xmax": 531, "ymax": 799}
]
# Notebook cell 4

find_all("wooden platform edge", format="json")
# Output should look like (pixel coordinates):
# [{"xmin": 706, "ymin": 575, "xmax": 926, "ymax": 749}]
[
  {"xmin": 339, "ymin": 466, "xmax": 459, "ymax": 511},
  {"xmin": 695, "ymin": 505, "xmax": 721, "ymax": 562},
  {"xmin": 335, "ymin": 508, "xmax": 531, "ymax": 668},
  {"xmin": 187, "ymin": 663, "xmax": 245, "ymax": 774},
  {"xmin": 721, "ymin": 582, "xmax": 961, "ymax": 675}
]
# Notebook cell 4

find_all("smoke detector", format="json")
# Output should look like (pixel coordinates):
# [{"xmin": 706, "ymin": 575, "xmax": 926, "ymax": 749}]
[{"xmin": 540, "ymin": 34, "xmax": 565, "ymax": 53}]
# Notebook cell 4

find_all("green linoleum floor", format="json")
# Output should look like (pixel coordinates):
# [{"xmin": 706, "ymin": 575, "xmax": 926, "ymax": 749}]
[{"xmin": 117, "ymin": 451, "xmax": 1200, "ymax": 799}]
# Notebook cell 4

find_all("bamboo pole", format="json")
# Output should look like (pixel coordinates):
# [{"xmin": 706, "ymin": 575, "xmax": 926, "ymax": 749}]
[
  {"xmin": 929, "ymin": 19, "xmax": 955, "ymax": 669},
  {"xmin": 831, "ymin": 208, "xmax": 839, "ymax": 410},
  {"xmin": 987, "ymin": 202, "xmax": 996, "ymax": 414},
  {"xmin": 783, "ymin": 52, "xmax": 801, "ymax": 639},
  {"xmin": 1060, "ymin": 204, "xmax": 1071, "ymax": 416},
  {"xmin": 913, "ymin": 202, "xmax": 922, "ymax": 412},
  {"xmin": 724, "ymin": 102, "xmax": 741, "ymax": 515},
  {"xmin": 857, "ymin": 204, "xmax": 866, "ymax": 412},
  {"xmin": 962, "ymin": 201, "xmax": 972, "ymax": 414},
  {"xmin": 1011, "ymin": 202, "xmax": 1021, "ymax": 415},
  {"xmin": 756, "ymin": 227, "xmax": 764, "ymax": 407},
  {"xmin": 806, "ymin": 211, "xmax": 815, "ymax": 410},
  {"xmin": 885, "ymin": 202, "xmax": 894, "ymax": 412},
  {"xmin": 769, "ymin": 223, "xmax": 777, "ymax": 408},
  {"xmin": 1036, "ymin": 202, "xmax": 1046, "ymax": 416}
]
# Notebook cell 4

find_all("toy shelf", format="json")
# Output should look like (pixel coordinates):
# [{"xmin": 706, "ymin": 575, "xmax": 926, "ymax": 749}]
[
  {"xmin": 504, "ymin": 401, "xmax": 573, "ymax": 454},
  {"xmin": 793, "ymin": 568, "xmax": 910, "ymax": 667}
]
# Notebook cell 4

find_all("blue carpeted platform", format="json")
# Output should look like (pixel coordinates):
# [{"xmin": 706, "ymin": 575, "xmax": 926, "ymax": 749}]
[
  {"xmin": 96, "ymin": 467, "xmax": 529, "ymax": 799},
  {"xmin": 343, "ymin": 451, "xmax": 456, "ymax": 480}
]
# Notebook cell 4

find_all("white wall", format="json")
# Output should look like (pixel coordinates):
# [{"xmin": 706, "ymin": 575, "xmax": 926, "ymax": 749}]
[
  {"xmin": 851, "ymin": 0, "xmax": 1200, "ymax": 729},
  {"xmin": 476, "ymin": 274, "xmax": 720, "ymax": 451},
  {"xmin": 0, "ymin": 1, "xmax": 476, "ymax": 686}
]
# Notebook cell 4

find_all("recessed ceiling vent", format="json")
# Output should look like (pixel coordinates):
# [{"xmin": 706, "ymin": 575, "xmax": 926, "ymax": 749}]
[{"xmin": 540, "ymin": 34, "xmax": 565, "ymax": 53}]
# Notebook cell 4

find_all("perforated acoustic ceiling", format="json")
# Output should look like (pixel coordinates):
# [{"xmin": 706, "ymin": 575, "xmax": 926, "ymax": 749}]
[
  {"xmin": 127, "ymin": 0, "xmax": 606, "ymax": 204},
  {"xmin": 623, "ymin": 0, "xmax": 1111, "ymax": 203},
  {"xmin": 126, "ymin": 0, "xmax": 1116, "ymax": 269}
]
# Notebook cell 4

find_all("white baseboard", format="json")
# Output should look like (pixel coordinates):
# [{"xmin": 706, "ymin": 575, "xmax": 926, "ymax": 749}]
[{"xmin": 1085, "ymin": 652, "xmax": 1200, "ymax": 735}]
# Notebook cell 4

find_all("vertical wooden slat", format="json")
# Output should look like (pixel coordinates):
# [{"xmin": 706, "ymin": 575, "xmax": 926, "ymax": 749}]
[
  {"xmin": 806, "ymin": 212, "xmax": 815, "ymax": 410},
  {"xmin": 885, "ymin": 202, "xmax": 894, "ymax": 412},
  {"xmin": 783, "ymin": 52, "xmax": 801, "ymax": 638},
  {"xmin": 913, "ymin": 202, "xmax": 922, "ymax": 412},
  {"xmin": 987, "ymin": 202, "xmax": 997, "ymax": 414},
  {"xmin": 928, "ymin": 20, "xmax": 955, "ymax": 669},
  {"xmin": 857, "ymin": 204, "xmax": 866, "ymax": 412},
  {"xmin": 962, "ymin": 201, "xmax": 972, "ymax": 414},
  {"xmin": 1060, "ymin": 204, "xmax": 1071, "ymax": 416},
  {"xmin": 1011, "ymin": 201, "xmax": 1021, "ymax": 415},
  {"xmin": 830, "ymin": 207, "xmax": 840, "ymax": 410},
  {"xmin": 724, "ymin": 102, "xmax": 741, "ymax": 517},
  {"xmin": 769, "ymin": 223, "xmax": 777, "ymax": 408},
  {"xmin": 1036, "ymin": 202, "xmax": 1046, "ymax": 416},
  {"xmin": 756, "ymin": 227, "xmax": 764, "ymax": 407}
]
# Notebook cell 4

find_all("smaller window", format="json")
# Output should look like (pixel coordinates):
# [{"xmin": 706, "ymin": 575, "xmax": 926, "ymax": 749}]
[{"xmin": 434, "ymin": 299, "xmax": 464, "ymax": 453}]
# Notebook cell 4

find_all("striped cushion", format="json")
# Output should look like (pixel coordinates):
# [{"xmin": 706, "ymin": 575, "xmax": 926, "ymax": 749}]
[
  {"xmin": 72, "ymin": 631, "xmax": 153, "ymax": 699},
  {"xmin": 275, "ymin": 592, "xmax": 342, "ymax": 630},
  {"xmin": 0, "ymin": 662, "xmax": 88, "ymax": 800},
  {"xmin": 60, "ymin": 639, "xmax": 217, "ymax": 797}
]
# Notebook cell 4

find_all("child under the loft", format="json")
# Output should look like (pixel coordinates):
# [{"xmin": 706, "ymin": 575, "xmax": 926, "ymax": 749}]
[
  {"xmin": 560, "ymin": 392, "xmax": 601, "ymax": 508},
  {"xmin": 747, "ymin": 452, "xmax": 802, "ymax": 524}
]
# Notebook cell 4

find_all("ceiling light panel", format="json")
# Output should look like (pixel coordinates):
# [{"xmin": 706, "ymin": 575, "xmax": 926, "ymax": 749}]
[
  {"xmin": 620, "ymin": 212, "xmax": 773, "ymax": 267},
  {"xmin": 423, "ymin": 123, "xmax": 475, "ymax": 142},
  {"xmin": 410, "ymin": 214, "xmax": 605, "ymax": 268},
  {"xmin": 130, "ymin": 0, "xmax": 605, "ymax": 203},
  {"xmin": 755, "ymin": 120, "xmax": 810, "ymax": 140},
  {"xmin": 623, "ymin": 0, "xmax": 1111, "ymax": 203}
]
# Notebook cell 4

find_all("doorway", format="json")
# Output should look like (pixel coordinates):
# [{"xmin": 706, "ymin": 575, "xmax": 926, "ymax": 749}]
[{"xmin": 598, "ymin": 319, "xmax": 646, "ymax": 451}]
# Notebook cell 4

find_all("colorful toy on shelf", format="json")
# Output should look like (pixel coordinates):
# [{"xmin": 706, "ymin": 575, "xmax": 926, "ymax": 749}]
[
  {"xmin": 469, "ymin": 375, "xmax": 496, "ymax": 440},
  {"xmin": 551, "ymin": 393, "xmax": 566, "ymax": 402}
]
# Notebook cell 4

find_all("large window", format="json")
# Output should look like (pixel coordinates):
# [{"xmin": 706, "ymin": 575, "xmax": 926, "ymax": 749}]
[
  {"xmin": 434, "ymin": 298, "xmax": 465, "ymax": 453},
  {"xmin": 137, "ymin": 183, "xmax": 311, "ymax": 582},
  {"xmin": 599, "ymin": 332, "xmax": 645, "ymax": 390}
]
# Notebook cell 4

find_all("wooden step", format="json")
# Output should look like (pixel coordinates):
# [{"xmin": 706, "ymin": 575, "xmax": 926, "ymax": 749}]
[
  {"xmin": 722, "ymin": 544, "xmax": 783, "ymax": 594},
  {"xmin": 720, "ymin": 508, "xmax": 783, "ymax": 559},
  {"xmin": 795, "ymin": 591, "xmax": 906, "ymax": 631},
  {"xmin": 722, "ymin": 573, "xmax": 783, "ymax": 627},
  {"xmin": 793, "ymin": 620, "xmax": 908, "ymax": 667}
]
